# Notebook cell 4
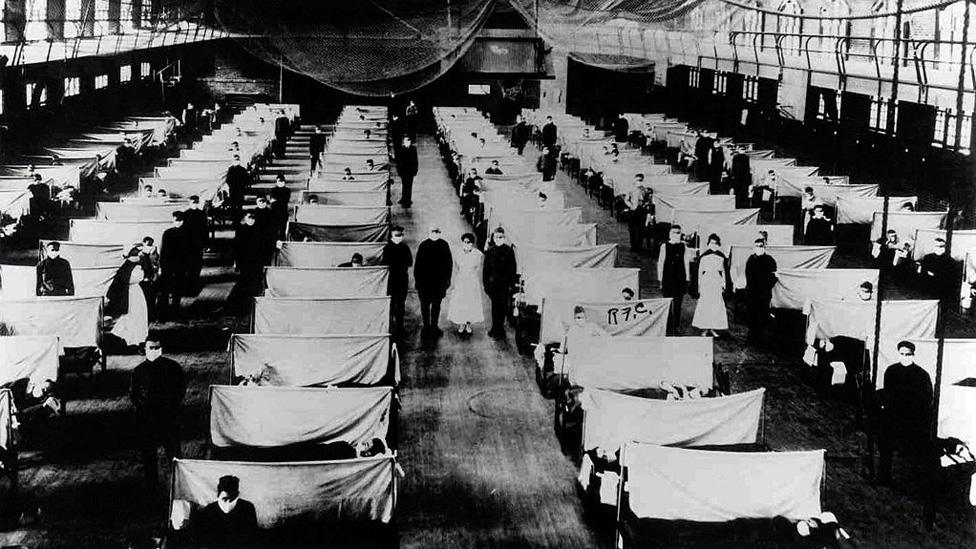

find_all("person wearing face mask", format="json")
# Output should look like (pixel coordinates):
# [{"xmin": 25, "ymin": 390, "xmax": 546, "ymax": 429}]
[
  {"xmin": 397, "ymin": 136, "xmax": 419, "ymax": 209},
  {"xmin": 224, "ymin": 212, "xmax": 265, "ymax": 314},
  {"xmin": 875, "ymin": 340, "xmax": 933, "ymax": 485},
  {"xmin": 447, "ymin": 233, "xmax": 487, "ymax": 335},
  {"xmin": 483, "ymin": 227, "xmax": 517, "ymax": 338},
  {"xmin": 36, "ymin": 241, "xmax": 74, "ymax": 296},
  {"xmin": 511, "ymin": 114, "xmax": 530, "ymax": 155},
  {"xmin": 182, "ymin": 196, "xmax": 208, "ymax": 296},
  {"xmin": 414, "ymin": 227, "xmax": 453, "ymax": 337},
  {"xmin": 158, "ymin": 211, "xmax": 192, "ymax": 320},
  {"xmin": 106, "ymin": 247, "xmax": 150, "ymax": 349},
  {"xmin": 225, "ymin": 155, "xmax": 250, "ymax": 217},
  {"xmin": 657, "ymin": 225, "xmax": 688, "ymax": 336},
  {"xmin": 918, "ymin": 237, "xmax": 958, "ymax": 303},
  {"xmin": 744, "ymin": 238, "xmax": 778, "ymax": 345},
  {"xmin": 692, "ymin": 234, "xmax": 729, "ymax": 337},
  {"xmin": 382, "ymin": 226, "xmax": 413, "ymax": 337},
  {"xmin": 130, "ymin": 337, "xmax": 185, "ymax": 487},
  {"xmin": 268, "ymin": 177, "xmax": 290, "ymax": 231},
  {"xmin": 1, "ymin": 377, "xmax": 62, "ymax": 442},
  {"xmin": 621, "ymin": 287, "xmax": 635, "ymax": 301},
  {"xmin": 193, "ymin": 475, "xmax": 257, "ymax": 548}
]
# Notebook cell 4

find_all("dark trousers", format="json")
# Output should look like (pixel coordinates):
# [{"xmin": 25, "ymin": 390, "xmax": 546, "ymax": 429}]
[
  {"xmin": 542, "ymin": 169, "xmax": 555, "ymax": 182},
  {"xmin": 419, "ymin": 297, "xmax": 442, "ymax": 329},
  {"xmin": 877, "ymin": 424, "xmax": 930, "ymax": 483},
  {"xmin": 141, "ymin": 280, "xmax": 157, "ymax": 322},
  {"xmin": 662, "ymin": 288, "xmax": 684, "ymax": 336},
  {"xmin": 137, "ymin": 419, "xmax": 182, "ymax": 485},
  {"xmin": 399, "ymin": 174, "xmax": 414, "ymax": 205},
  {"xmin": 310, "ymin": 153, "xmax": 321, "ymax": 173},
  {"xmin": 628, "ymin": 220, "xmax": 645, "ymax": 252},
  {"xmin": 185, "ymin": 250, "xmax": 204, "ymax": 297},
  {"xmin": 157, "ymin": 272, "xmax": 187, "ymax": 317},
  {"xmin": 225, "ymin": 266, "xmax": 263, "ymax": 313},
  {"xmin": 746, "ymin": 294, "xmax": 771, "ymax": 343},
  {"xmin": 390, "ymin": 294, "xmax": 407, "ymax": 335},
  {"xmin": 489, "ymin": 292, "xmax": 509, "ymax": 333},
  {"xmin": 516, "ymin": 143, "xmax": 525, "ymax": 155}
]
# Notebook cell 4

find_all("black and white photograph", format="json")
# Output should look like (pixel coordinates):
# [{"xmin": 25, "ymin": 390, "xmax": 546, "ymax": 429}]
[{"xmin": 0, "ymin": 0, "xmax": 973, "ymax": 547}]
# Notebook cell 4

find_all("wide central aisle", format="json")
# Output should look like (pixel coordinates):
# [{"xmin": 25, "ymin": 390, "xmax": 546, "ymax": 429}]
[{"xmin": 396, "ymin": 135, "xmax": 602, "ymax": 548}]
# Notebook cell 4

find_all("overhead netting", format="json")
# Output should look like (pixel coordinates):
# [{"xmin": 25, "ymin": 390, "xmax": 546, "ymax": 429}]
[{"xmin": 213, "ymin": 0, "xmax": 496, "ymax": 96}]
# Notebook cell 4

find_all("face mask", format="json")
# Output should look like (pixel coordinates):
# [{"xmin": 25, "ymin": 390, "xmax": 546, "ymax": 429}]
[
  {"xmin": 276, "ymin": 181, "xmax": 285, "ymax": 187},
  {"xmin": 429, "ymin": 233, "xmax": 440, "ymax": 241},
  {"xmin": 141, "ymin": 245, "xmax": 154, "ymax": 254},
  {"xmin": 145, "ymin": 348, "xmax": 162, "ymax": 362},
  {"xmin": 217, "ymin": 497, "xmax": 238, "ymax": 515},
  {"xmin": 391, "ymin": 236, "xmax": 403, "ymax": 244},
  {"xmin": 754, "ymin": 247, "xmax": 765, "ymax": 255},
  {"xmin": 899, "ymin": 354, "xmax": 914, "ymax": 366},
  {"xmin": 29, "ymin": 382, "xmax": 46, "ymax": 399},
  {"xmin": 47, "ymin": 251, "xmax": 60, "ymax": 259}
]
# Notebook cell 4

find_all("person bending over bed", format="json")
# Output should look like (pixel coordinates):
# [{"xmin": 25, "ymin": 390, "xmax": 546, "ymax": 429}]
[{"xmin": 194, "ymin": 475, "xmax": 258, "ymax": 548}]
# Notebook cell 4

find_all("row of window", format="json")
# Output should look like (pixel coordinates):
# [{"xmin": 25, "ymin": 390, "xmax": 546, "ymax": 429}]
[{"xmin": 27, "ymin": 62, "xmax": 152, "ymax": 109}]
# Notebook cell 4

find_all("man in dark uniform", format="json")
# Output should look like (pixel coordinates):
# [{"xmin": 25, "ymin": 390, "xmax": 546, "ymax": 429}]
[
  {"xmin": 382, "ymin": 226, "xmax": 413, "ymax": 337},
  {"xmin": 708, "ymin": 141, "xmax": 726, "ymax": 194},
  {"xmin": 158, "ymin": 211, "xmax": 192, "ymax": 319},
  {"xmin": 225, "ymin": 212, "xmax": 266, "ymax": 314},
  {"xmin": 537, "ymin": 147, "xmax": 557, "ymax": 182},
  {"xmin": 27, "ymin": 173, "xmax": 51, "ymax": 219},
  {"xmin": 483, "ymin": 227, "xmax": 517, "ymax": 338},
  {"xmin": 397, "ymin": 136, "xmax": 418, "ymax": 208},
  {"xmin": 918, "ymin": 237, "xmax": 958, "ymax": 303},
  {"xmin": 225, "ymin": 155, "xmax": 250, "ymax": 218},
  {"xmin": 744, "ymin": 238, "xmax": 778, "ymax": 344},
  {"xmin": 657, "ymin": 225, "xmax": 688, "ymax": 336},
  {"xmin": 130, "ymin": 337, "xmax": 185, "ymax": 487},
  {"xmin": 182, "ymin": 196, "xmax": 208, "ymax": 296},
  {"xmin": 730, "ymin": 148, "xmax": 752, "ymax": 208},
  {"xmin": 612, "ymin": 113, "xmax": 629, "ymax": 143},
  {"xmin": 804, "ymin": 205, "xmax": 834, "ymax": 245},
  {"xmin": 511, "ymin": 114, "xmax": 530, "ymax": 155},
  {"xmin": 541, "ymin": 116, "xmax": 558, "ymax": 150},
  {"xmin": 36, "ymin": 241, "xmax": 74, "ymax": 296},
  {"xmin": 626, "ymin": 185, "xmax": 654, "ymax": 253},
  {"xmin": 693, "ymin": 131, "xmax": 714, "ymax": 180},
  {"xmin": 414, "ymin": 227, "xmax": 453, "ymax": 337},
  {"xmin": 876, "ymin": 340, "xmax": 933, "ymax": 485},
  {"xmin": 269, "ymin": 174, "xmax": 292, "ymax": 239},
  {"xmin": 274, "ymin": 112, "xmax": 291, "ymax": 158},
  {"xmin": 309, "ymin": 126, "xmax": 326, "ymax": 174}
]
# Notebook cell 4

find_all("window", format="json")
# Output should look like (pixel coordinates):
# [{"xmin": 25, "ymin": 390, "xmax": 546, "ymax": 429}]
[
  {"xmin": 0, "ymin": 91, "xmax": 6, "ymax": 115},
  {"xmin": 713, "ymin": 73, "xmax": 727, "ymax": 95},
  {"xmin": 24, "ymin": 2, "xmax": 48, "ymax": 40},
  {"xmin": 64, "ymin": 0, "xmax": 83, "ymax": 39},
  {"xmin": 26, "ymin": 83, "xmax": 47, "ymax": 108},
  {"xmin": 120, "ymin": 0, "xmax": 135, "ymax": 33},
  {"xmin": 141, "ymin": 62, "xmax": 152, "ymax": 79},
  {"xmin": 64, "ymin": 77, "xmax": 81, "ymax": 98},
  {"xmin": 468, "ymin": 84, "xmax": 490, "ymax": 96},
  {"xmin": 95, "ymin": 74, "xmax": 109, "ymax": 89},
  {"xmin": 95, "ymin": 0, "xmax": 111, "ymax": 34},
  {"xmin": 120, "ymin": 65, "xmax": 132, "ymax": 83},
  {"xmin": 688, "ymin": 66, "xmax": 700, "ymax": 89},
  {"xmin": 743, "ymin": 76, "xmax": 759, "ymax": 103},
  {"xmin": 869, "ymin": 97, "xmax": 890, "ymax": 132}
]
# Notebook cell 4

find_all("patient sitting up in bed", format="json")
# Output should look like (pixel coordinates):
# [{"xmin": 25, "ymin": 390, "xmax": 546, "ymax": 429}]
[{"xmin": 194, "ymin": 475, "xmax": 258, "ymax": 548}]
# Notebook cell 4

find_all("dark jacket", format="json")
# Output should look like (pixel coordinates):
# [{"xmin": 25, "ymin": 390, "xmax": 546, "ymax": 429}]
[
  {"xmin": 182, "ymin": 208, "xmax": 209, "ymax": 250},
  {"xmin": 269, "ymin": 186, "xmax": 292, "ymax": 217},
  {"xmin": 805, "ymin": 217, "xmax": 833, "ymax": 245},
  {"xmin": 397, "ymin": 145, "xmax": 418, "ymax": 178},
  {"xmin": 483, "ymin": 244, "xmax": 517, "ymax": 296},
  {"xmin": 919, "ymin": 252, "xmax": 957, "ymax": 300},
  {"xmin": 161, "ymin": 226, "xmax": 192, "ymax": 274},
  {"xmin": 233, "ymin": 223, "xmax": 266, "ymax": 272},
  {"xmin": 731, "ymin": 153, "xmax": 751, "ymax": 189},
  {"xmin": 36, "ymin": 256, "xmax": 74, "ymax": 296},
  {"xmin": 660, "ymin": 242, "xmax": 687, "ymax": 294},
  {"xmin": 613, "ymin": 117, "xmax": 629, "ymax": 142},
  {"xmin": 881, "ymin": 362, "xmax": 933, "ymax": 436},
  {"xmin": 309, "ymin": 133, "xmax": 326, "ymax": 155},
  {"xmin": 226, "ymin": 165, "xmax": 250, "ymax": 198},
  {"xmin": 130, "ymin": 356, "xmax": 186, "ymax": 418},
  {"xmin": 414, "ymin": 239, "xmax": 453, "ymax": 299},
  {"xmin": 745, "ymin": 253, "xmax": 778, "ymax": 298},
  {"xmin": 382, "ymin": 241, "xmax": 413, "ymax": 297},
  {"xmin": 511, "ymin": 122, "xmax": 530, "ymax": 147},
  {"xmin": 541, "ymin": 122, "xmax": 558, "ymax": 148},
  {"xmin": 194, "ymin": 498, "xmax": 258, "ymax": 548}
]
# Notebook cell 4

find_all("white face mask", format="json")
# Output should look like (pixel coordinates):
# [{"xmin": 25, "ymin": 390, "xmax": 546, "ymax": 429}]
[
  {"xmin": 429, "ymin": 232, "xmax": 440, "ymax": 241},
  {"xmin": 463, "ymin": 241, "xmax": 474, "ymax": 251},
  {"xmin": 47, "ymin": 250, "xmax": 60, "ymax": 259},
  {"xmin": 145, "ymin": 348, "xmax": 162, "ymax": 362},
  {"xmin": 899, "ymin": 354, "xmax": 914, "ymax": 366},
  {"xmin": 217, "ymin": 497, "xmax": 238, "ymax": 515},
  {"xmin": 276, "ymin": 181, "xmax": 285, "ymax": 187},
  {"xmin": 391, "ymin": 235, "xmax": 403, "ymax": 244}
]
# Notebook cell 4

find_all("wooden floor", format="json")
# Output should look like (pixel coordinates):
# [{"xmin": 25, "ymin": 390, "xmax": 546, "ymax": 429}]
[{"xmin": 1, "ymin": 131, "xmax": 974, "ymax": 548}]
